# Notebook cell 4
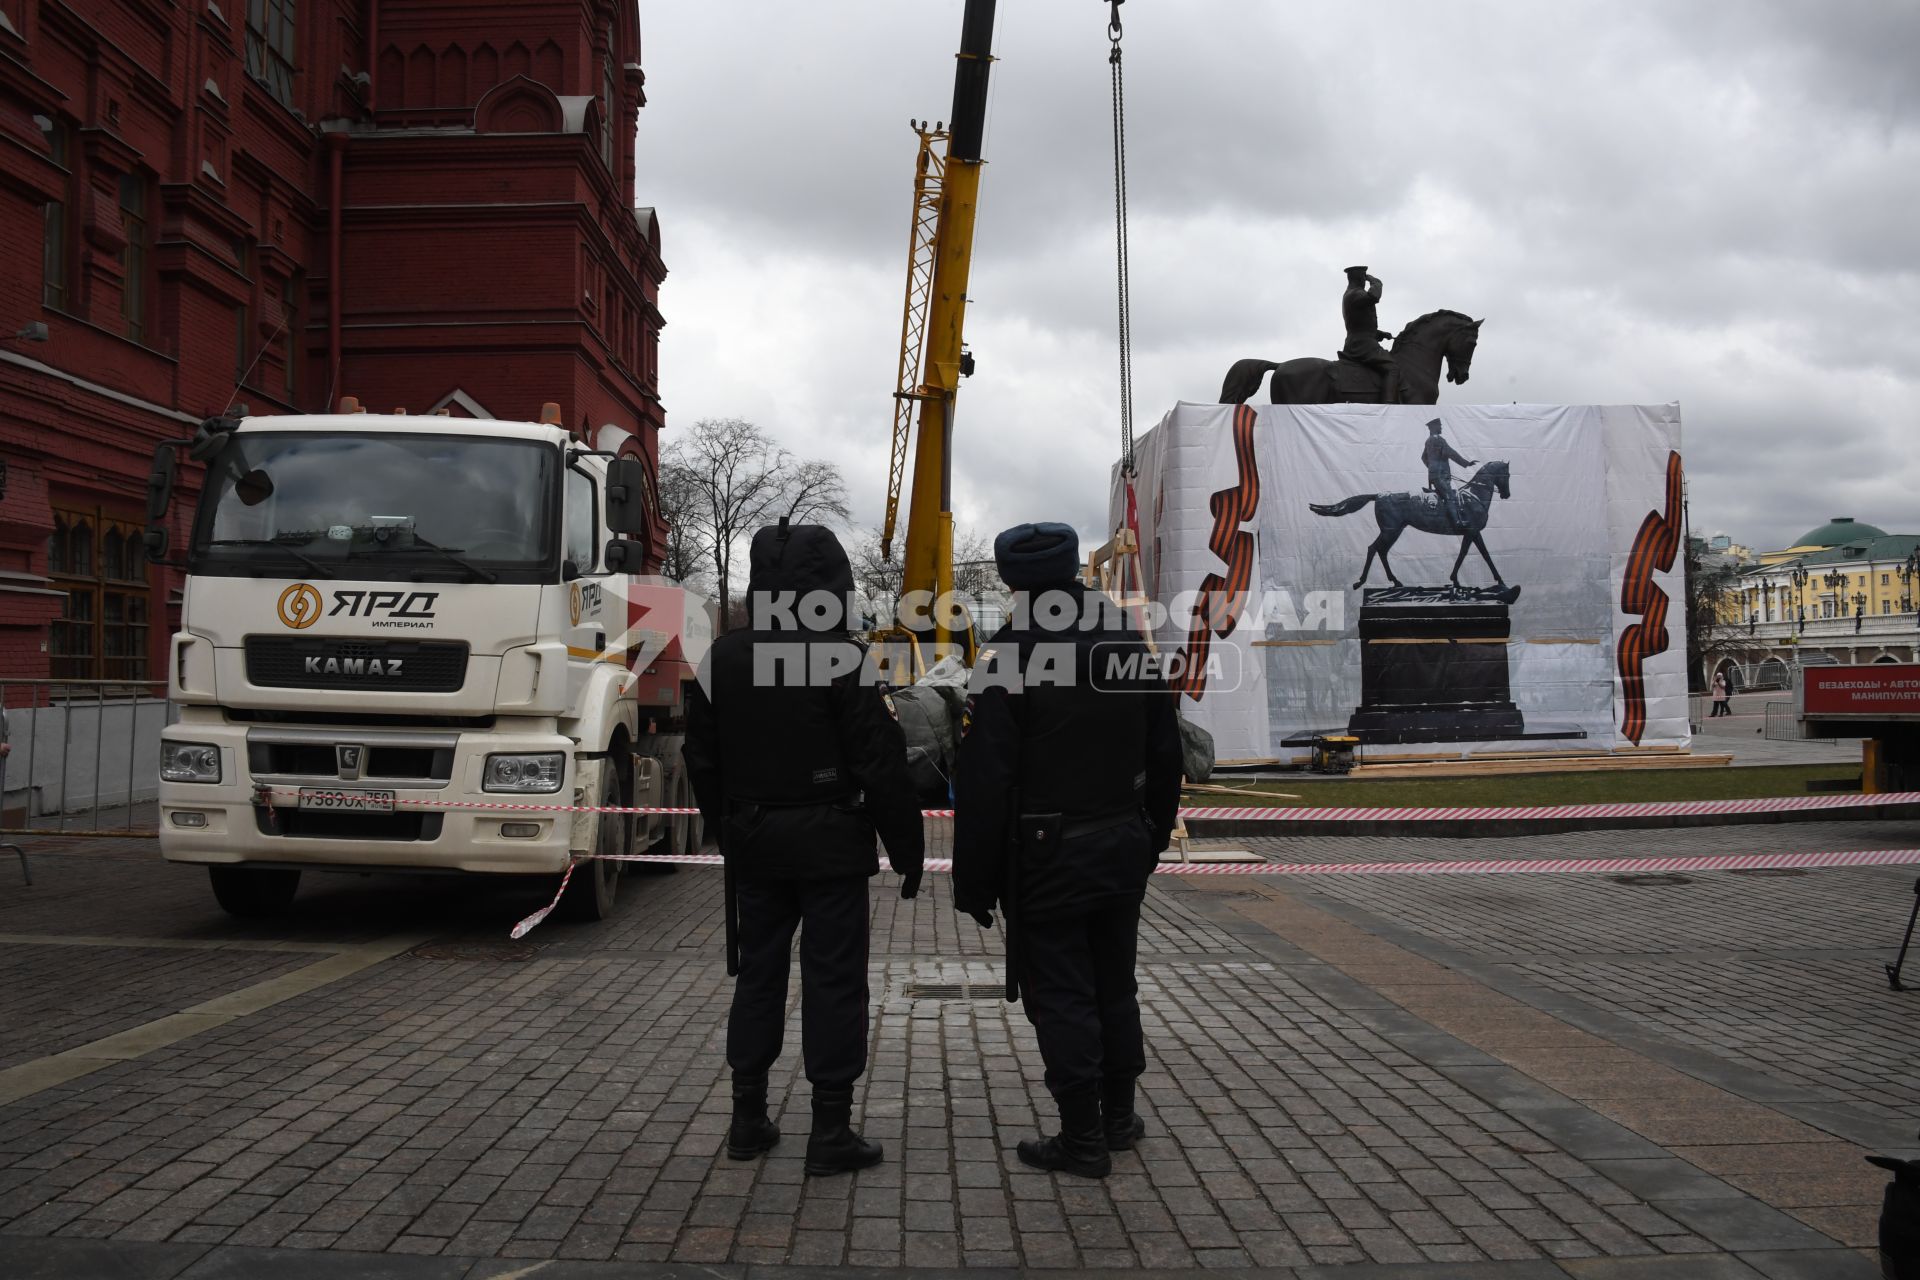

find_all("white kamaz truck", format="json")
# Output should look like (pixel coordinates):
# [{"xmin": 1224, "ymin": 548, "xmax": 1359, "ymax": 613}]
[{"xmin": 144, "ymin": 408, "xmax": 709, "ymax": 920}]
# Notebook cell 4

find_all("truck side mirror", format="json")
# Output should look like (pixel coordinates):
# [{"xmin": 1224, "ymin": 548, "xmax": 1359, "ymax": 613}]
[
  {"xmin": 144, "ymin": 445, "xmax": 178, "ymax": 563},
  {"xmin": 603, "ymin": 538, "xmax": 645, "ymax": 574},
  {"xmin": 605, "ymin": 458, "xmax": 649, "ymax": 535},
  {"xmin": 146, "ymin": 446, "xmax": 177, "ymax": 522}
]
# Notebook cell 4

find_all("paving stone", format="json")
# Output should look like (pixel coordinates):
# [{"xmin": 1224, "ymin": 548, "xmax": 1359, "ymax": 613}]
[{"xmin": 2, "ymin": 831, "xmax": 1906, "ymax": 1275}]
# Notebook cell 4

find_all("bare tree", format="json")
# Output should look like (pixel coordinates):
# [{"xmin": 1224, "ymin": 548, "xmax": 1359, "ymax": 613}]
[
  {"xmin": 777, "ymin": 459, "xmax": 852, "ymax": 526},
  {"xmin": 950, "ymin": 532, "xmax": 999, "ymax": 599},
  {"xmin": 847, "ymin": 528, "xmax": 905, "ymax": 620},
  {"xmin": 1685, "ymin": 538, "xmax": 1746, "ymax": 691},
  {"xmin": 653, "ymin": 460, "xmax": 710, "ymax": 589},
  {"xmin": 845, "ymin": 527, "xmax": 1005, "ymax": 633},
  {"xmin": 661, "ymin": 418, "xmax": 850, "ymax": 628}
]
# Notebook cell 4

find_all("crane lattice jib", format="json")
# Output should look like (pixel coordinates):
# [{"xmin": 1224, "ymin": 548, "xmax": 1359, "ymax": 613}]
[{"xmin": 882, "ymin": 127, "xmax": 948, "ymax": 562}]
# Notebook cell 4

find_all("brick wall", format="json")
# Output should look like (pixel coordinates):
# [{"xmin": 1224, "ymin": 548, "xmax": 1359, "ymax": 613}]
[{"xmin": 0, "ymin": 0, "xmax": 667, "ymax": 684}]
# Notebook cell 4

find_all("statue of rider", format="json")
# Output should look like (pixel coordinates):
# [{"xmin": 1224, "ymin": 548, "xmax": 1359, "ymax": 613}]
[
  {"xmin": 1422, "ymin": 418, "xmax": 1477, "ymax": 530},
  {"xmin": 1341, "ymin": 266, "xmax": 1403, "ymax": 405}
]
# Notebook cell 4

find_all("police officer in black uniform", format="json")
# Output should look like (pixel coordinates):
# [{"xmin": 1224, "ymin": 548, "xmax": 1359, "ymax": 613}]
[
  {"xmin": 952, "ymin": 522, "xmax": 1183, "ymax": 1178},
  {"xmin": 684, "ymin": 521, "xmax": 924, "ymax": 1177}
]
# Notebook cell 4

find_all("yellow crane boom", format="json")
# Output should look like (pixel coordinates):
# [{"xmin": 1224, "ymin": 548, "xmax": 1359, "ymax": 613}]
[{"xmin": 879, "ymin": 0, "xmax": 995, "ymax": 670}]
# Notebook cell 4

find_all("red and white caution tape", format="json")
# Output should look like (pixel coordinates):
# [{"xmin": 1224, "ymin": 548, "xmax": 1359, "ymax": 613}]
[
  {"xmin": 1178, "ymin": 791, "xmax": 1920, "ymax": 823},
  {"xmin": 511, "ymin": 861, "xmax": 577, "ymax": 938},
  {"xmin": 260, "ymin": 788, "xmax": 1920, "ymax": 825},
  {"xmin": 507, "ymin": 846, "xmax": 1920, "ymax": 939}
]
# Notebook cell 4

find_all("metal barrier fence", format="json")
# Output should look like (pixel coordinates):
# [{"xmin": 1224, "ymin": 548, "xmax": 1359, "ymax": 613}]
[
  {"xmin": 1764, "ymin": 699, "xmax": 1834, "ymax": 744},
  {"xmin": 1, "ymin": 680, "xmax": 173, "ymax": 837}
]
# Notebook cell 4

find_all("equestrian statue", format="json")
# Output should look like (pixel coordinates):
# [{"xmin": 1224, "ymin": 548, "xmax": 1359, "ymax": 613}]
[
  {"xmin": 1310, "ymin": 417, "xmax": 1515, "ymax": 600},
  {"xmin": 1220, "ymin": 266, "xmax": 1483, "ymax": 406}
]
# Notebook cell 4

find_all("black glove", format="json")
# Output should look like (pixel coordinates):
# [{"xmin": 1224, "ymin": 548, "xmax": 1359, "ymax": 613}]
[
  {"xmin": 899, "ymin": 868, "xmax": 923, "ymax": 900},
  {"xmin": 968, "ymin": 909, "xmax": 995, "ymax": 929}
]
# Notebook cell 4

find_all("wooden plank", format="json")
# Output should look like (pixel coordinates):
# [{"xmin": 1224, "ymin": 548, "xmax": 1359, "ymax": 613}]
[{"xmin": 1350, "ymin": 753, "xmax": 1733, "ymax": 779}]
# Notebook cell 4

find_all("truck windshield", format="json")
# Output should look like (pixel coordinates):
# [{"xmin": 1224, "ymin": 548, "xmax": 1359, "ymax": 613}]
[{"xmin": 190, "ymin": 431, "xmax": 558, "ymax": 584}]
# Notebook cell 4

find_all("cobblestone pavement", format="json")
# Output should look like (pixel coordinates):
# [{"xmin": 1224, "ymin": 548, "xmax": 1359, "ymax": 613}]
[
  {"xmin": 1238, "ymin": 820, "xmax": 1920, "ymax": 1127},
  {"xmin": 0, "ymin": 822, "xmax": 1907, "ymax": 1278}
]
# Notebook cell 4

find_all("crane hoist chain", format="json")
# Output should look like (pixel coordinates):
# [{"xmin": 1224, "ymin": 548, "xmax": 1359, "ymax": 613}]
[{"xmin": 1107, "ymin": 0, "xmax": 1136, "ymax": 476}]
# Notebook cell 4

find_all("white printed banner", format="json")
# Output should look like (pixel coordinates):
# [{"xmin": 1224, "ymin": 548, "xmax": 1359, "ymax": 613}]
[{"xmin": 1111, "ymin": 402, "xmax": 1688, "ymax": 762}]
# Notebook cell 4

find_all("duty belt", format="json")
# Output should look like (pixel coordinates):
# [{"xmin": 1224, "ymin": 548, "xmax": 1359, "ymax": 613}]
[{"xmin": 1028, "ymin": 808, "xmax": 1142, "ymax": 841}]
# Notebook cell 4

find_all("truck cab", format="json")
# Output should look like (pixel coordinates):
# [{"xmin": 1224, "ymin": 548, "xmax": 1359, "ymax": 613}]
[{"xmin": 147, "ymin": 411, "xmax": 708, "ymax": 919}]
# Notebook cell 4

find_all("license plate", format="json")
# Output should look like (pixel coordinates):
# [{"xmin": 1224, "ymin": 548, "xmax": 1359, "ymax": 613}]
[{"xmin": 298, "ymin": 788, "xmax": 396, "ymax": 813}]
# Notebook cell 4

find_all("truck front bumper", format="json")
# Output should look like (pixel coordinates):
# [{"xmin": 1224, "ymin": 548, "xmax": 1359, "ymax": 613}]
[{"xmin": 158, "ymin": 722, "xmax": 581, "ymax": 876}]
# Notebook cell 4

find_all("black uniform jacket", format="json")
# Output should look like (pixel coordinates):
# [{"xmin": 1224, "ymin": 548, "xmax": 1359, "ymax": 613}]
[
  {"xmin": 951, "ymin": 583, "xmax": 1183, "ymax": 920},
  {"xmin": 683, "ymin": 526, "xmax": 924, "ymax": 882}
]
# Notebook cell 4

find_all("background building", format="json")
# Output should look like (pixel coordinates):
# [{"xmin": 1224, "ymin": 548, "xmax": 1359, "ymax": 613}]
[
  {"xmin": 1706, "ymin": 518, "xmax": 1920, "ymax": 690},
  {"xmin": 0, "ymin": 0, "xmax": 665, "ymax": 688}
]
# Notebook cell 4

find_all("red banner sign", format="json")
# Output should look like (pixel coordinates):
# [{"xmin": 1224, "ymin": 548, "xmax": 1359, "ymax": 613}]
[{"xmin": 1802, "ymin": 665, "xmax": 1920, "ymax": 718}]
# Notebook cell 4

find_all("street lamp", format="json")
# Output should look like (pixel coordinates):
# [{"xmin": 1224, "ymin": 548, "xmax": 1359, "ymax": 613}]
[
  {"xmin": 1854, "ymin": 591, "xmax": 1868, "ymax": 633},
  {"xmin": 1787, "ymin": 564, "xmax": 1810, "ymax": 687}
]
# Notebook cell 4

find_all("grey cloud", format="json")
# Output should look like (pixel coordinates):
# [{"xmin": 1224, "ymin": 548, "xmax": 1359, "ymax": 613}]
[{"xmin": 640, "ymin": 1, "xmax": 1920, "ymax": 565}]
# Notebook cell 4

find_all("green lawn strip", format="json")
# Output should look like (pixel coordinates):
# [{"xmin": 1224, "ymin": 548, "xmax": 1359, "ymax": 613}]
[{"xmin": 1184, "ymin": 763, "xmax": 1863, "ymax": 810}]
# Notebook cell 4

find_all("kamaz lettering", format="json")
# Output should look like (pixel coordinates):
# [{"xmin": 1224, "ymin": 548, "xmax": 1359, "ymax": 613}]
[
  {"xmin": 304, "ymin": 656, "xmax": 406, "ymax": 678},
  {"xmin": 328, "ymin": 591, "xmax": 440, "ymax": 620}
]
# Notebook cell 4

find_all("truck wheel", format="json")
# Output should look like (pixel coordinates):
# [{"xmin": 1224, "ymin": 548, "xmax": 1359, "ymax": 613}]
[
  {"xmin": 641, "ymin": 769, "xmax": 696, "ymax": 876},
  {"xmin": 209, "ymin": 866, "xmax": 300, "ymax": 917},
  {"xmin": 559, "ymin": 769, "xmax": 625, "ymax": 921},
  {"xmin": 679, "ymin": 765, "xmax": 706, "ymax": 857}
]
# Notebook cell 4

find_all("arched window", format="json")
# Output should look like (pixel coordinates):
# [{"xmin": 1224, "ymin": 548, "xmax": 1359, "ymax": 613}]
[{"xmin": 69, "ymin": 518, "xmax": 93, "ymax": 576}]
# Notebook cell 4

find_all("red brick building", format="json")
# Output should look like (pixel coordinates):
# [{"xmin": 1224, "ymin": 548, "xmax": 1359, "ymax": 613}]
[{"xmin": 0, "ymin": 0, "xmax": 666, "ymax": 689}]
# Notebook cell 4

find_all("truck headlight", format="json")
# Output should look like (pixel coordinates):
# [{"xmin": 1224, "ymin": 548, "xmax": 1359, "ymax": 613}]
[
  {"xmin": 483, "ymin": 753, "xmax": 565, "ymax": 793},
  {"xmin": 161, "ymin": 741, "xmax": 222, "ymax": 784}
]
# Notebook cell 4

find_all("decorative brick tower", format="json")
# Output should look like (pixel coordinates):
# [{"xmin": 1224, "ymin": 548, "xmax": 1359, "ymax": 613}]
[{"xmin": 0, "ymin": 0, "xmax": 666, "ymax": 689}]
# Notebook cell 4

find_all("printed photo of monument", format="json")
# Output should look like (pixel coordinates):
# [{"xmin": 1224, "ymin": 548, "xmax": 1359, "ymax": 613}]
[{"xmin": 1112, "ymin": 401, "xmax": 1688, "ymax": 763}]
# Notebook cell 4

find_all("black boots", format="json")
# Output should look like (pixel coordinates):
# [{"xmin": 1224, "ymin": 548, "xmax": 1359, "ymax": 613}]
[
  {"xmin": 804, "ymin": 1085, "xmax": 883, "ymax": 1177},
  {"xmin": 726, "ymin": 1073, "xmax": 780, "ymax": 1161},
  {"xmin": 1102, "ymin": 1077, "xmax": 1147, "ymax": 1152},
  {"xmin": 1017, "ymin": 1093, "xmax": 1112, "ymax": 1178}
]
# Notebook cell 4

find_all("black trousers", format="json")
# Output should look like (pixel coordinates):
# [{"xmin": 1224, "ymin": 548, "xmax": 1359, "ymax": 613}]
[
  {"xmin": 1017, "ymin": 897, "xmax": 1146, "ymax": 1102},
  {"xmin": 727, "ymin": 873, "xmax": 870, "ymax": 1089}
]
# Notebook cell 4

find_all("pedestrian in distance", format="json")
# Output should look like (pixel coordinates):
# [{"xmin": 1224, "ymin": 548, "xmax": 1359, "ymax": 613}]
[
  {"xmin": 951, "ymin": 521, "xmax": 1184, "ymax": 1178},
  {"xmin": 683, "ymin": 521, "xmax": 925, "ymax": 1177},
  {"xmin": 1711, "ymin": 670, "xmax": 1729, "ymax": 717}
]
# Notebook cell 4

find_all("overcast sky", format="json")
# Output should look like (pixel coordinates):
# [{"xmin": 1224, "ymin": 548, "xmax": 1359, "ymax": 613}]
[{"xmin": 633, "ymin": 0, "xmax": 1919, "ymax": 559}]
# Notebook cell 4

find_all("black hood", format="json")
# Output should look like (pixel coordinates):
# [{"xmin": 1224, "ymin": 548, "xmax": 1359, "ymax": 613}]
[{"xmin": 746, "ymin": 523, "xmax": 856, "ymax": 631}]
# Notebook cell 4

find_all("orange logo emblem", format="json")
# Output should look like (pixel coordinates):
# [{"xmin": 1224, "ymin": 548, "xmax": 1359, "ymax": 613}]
[
  {"xmin": 569, "ymin": 583, "xmax": 583, "ymax": 627},
  {"xmin": 277, "ymin": 583, "xmax": 323, "ymax": 629}
]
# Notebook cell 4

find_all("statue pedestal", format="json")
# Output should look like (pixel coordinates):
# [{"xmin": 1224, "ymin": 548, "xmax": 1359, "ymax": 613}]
[{"xmin": 1340, "ymin": 590, "xmax": 1581, "ymax": 745}]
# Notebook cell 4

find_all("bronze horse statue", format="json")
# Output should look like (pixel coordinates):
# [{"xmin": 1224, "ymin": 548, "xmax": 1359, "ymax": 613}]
[
  {"xmin": 1221, "ymin": 310, "xmax": 1484, "ymax": 405},
  {"xmin": 1311, "ymin": 459, "xmax": 1514, "ymax": 593}
]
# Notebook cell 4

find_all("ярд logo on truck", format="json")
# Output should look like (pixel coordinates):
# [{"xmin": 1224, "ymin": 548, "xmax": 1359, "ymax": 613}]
[{"xmin": 277, "ymin": 583, "xmax": 322, "ymax": 629}]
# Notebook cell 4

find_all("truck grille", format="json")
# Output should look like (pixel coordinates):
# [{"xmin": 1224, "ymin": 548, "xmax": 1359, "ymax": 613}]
[
  {"xmin": 245, "ymin": 638, "xmax": 469, "ymax": 692},
  {"xmin": 247, "ymin": 741, "xmax": 455, "ymax": 783},
  {"xmin": 254, "ymin": 807, "xmax": 445, "ymax": 842}
]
